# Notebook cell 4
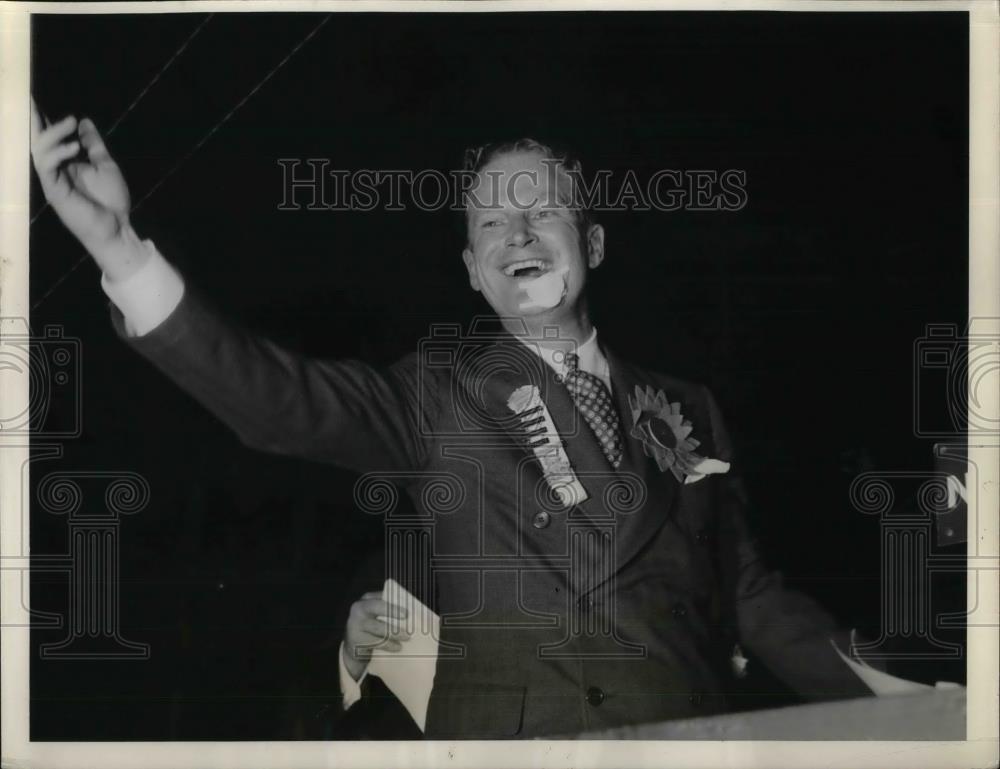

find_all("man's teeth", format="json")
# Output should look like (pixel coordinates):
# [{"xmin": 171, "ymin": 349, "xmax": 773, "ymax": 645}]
[{"xmin": 503, "ymin": 259, "xmax": 548, "ymax": 277}]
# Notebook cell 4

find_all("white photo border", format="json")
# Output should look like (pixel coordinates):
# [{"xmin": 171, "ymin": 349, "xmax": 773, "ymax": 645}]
[{"xmin": 1, "ymin": 2, "xmax": 997, "ymax": 768}]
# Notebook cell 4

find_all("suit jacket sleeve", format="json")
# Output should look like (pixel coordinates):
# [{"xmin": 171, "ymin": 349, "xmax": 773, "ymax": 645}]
[
  {"xmin": 702, "ymin": 387, "xmax": 875, "ymax": 701},
  {"xmin": 108, "ymin": 285, "xmax": 437, "ymax": 475}
]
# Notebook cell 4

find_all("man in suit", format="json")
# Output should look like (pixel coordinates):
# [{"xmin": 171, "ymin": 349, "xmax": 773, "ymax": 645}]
[{"xmin": 30, "ymin": 104, "xmax": 875, "ymax": 738}]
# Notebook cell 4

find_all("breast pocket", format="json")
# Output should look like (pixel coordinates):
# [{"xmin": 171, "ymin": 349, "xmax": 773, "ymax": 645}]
[{"xmin": 674, "ymin": 475, "xmax": 722, "ymax": 546}]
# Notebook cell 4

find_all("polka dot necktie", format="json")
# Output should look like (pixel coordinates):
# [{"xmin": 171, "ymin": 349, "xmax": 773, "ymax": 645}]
[{"xmin": 563, "ymin": 353, "xmax": 624, "ymax": 469}]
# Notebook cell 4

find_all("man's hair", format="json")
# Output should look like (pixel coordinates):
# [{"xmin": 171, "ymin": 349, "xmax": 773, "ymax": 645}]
[{"xmin": 460, "ymin": 138, "xmax": 593, "ymax": 244}]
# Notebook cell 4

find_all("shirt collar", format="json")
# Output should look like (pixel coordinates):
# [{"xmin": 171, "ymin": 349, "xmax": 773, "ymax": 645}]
[{"xmin": 517, "ymin": 327, "xmax": 609, "ymax": 382}]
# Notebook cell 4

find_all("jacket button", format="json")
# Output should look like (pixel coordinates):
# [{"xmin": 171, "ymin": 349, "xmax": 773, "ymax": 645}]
[
  {"xmin": 695, "ymin": 530, "xmax": 710, "ymax": 544},
  {"xmin": 532, "ymin": 511, "xmax": 551, "ymax": 529},
  {"xmin": 671, "ymin": 602, "xmax": 687, "ymax": 618},
  {"xmin": 586, "ymin": 686, "xmax": 605, "ymax": 706},
  {"xmin": 688, "ymin": 691, "xmax": 704, "ymax": 707}
]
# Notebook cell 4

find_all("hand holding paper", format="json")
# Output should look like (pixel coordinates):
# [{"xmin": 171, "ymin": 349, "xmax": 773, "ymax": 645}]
[
  {"xmin": 342, "ymin": 590, "xmax": 411, "ymax": 683},
  {"xmin": 366, "ymin": 579, "xmax": 440, "ymax": 732}
]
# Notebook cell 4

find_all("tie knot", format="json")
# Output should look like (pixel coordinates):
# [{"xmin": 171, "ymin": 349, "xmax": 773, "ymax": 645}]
[{"xmin": 563, "ymin": 352, "xmax": 580, "ymax": 372}]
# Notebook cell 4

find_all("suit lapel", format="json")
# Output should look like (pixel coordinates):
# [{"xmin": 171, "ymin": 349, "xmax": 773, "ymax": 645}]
[
  {"xmin": 602, "ymin": 347, "xmax": 680, "ymax": 579},
  {"xmin": 454, "ymin": 333, "xmax": 682, "ymax": 591},
  {"xmin": 455, "ymin": 330, "xmax": 614, "ymax": 518}
]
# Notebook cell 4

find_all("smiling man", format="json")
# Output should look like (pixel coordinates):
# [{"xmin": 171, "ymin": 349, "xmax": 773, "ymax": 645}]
[
  {"xmin": 460, "ymin": 143, "xmax": 604, "ymax": 342},
  {"xmin": 30, "ymin": 109, "xmax": 876, "ymax": 738}
]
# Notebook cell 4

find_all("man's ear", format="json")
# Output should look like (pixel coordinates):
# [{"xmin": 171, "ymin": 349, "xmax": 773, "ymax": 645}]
[
  {"xmin": 462, "ymin": 247, "xmax": 482, "ymax": 292},
  {"xmin": 586, "ymin": 223, "xmax": 605, "ymax": 269}
]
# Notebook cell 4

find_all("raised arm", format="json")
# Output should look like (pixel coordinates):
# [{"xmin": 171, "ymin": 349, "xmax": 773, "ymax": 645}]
[{"xmin": 30, "ymin": 99, "xmax": 436, "ymax": 473}]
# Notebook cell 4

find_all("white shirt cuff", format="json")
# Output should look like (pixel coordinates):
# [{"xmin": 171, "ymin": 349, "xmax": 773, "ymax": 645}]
[
  {"xmin": 339, "ymin": 641, "xmax": 368, "ymax": 710},
  {"xmin": 99, "ymin": 234, "xmax": 185, "ymax": 337}
]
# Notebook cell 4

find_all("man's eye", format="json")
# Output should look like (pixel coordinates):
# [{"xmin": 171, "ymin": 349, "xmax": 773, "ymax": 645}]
[{"xmin": 482, "ymin": 219, "xmax": 504, "ymax": 228}]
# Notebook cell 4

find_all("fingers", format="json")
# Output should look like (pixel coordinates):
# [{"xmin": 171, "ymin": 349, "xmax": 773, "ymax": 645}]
[
  {"xmin": 31, "ymin": 114, "xmax": 78, "ymax": 156},
  {"xmin": 29, "ymin": 96, "xmax": 44, "ymax": 139},
  {"xmin": 34, "ymin": 139, "xmax": 80, "ymax": 175},
  {"xmin": 78, "ymin": 118, "xmax": 111, "ymax": 163},
  {"xmin": 347, "ymin": 623, "xmax": 406, "ymax": 659},
  {"xmin": 29, "ymin": 95, "xmax": 55, "ymax": 139},
  {"xmin": 349, "ymin": 634, "xmax": 403, "ymax": 657},
  {"xmin": 30, "ymin": 111, "xmax": 79, "ymax": 202},
  {"xmin": 355, "ymin": 634, "xmax": 404, "ymax": 654},
  {"xmin": 358, "ymin": 598, "xmax": 408, "ymax": 620},
  {"xmin": 347, "ymin": 593, "xmax": 412, "ymax": 658},
  {"xmin": 360, "ymin": 616, "xmax": 411, "ymax": 642}
]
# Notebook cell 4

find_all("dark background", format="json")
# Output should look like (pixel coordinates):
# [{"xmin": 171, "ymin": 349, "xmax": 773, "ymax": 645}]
[{"xmin": 29, "ymin": 11, "xmax": 968, "ymax": 739}]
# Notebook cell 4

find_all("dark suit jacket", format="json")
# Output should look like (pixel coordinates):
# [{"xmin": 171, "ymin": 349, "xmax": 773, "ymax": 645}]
[{"xmin": 110, "ymin": 288, "xmax": 873, "ymax": 739}]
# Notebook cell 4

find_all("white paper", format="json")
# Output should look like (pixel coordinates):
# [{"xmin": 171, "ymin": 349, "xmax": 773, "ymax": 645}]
[
  {"xmin": 829, "ymin": 638, "xmax": 962, "ymax": 697},
  {"xmin": 517, "ymin": 265, "xmax": 569, "ymax": 311},
  {"xmin": 683, "ymin": 457, "xmax": 732, "ymax": 485},
  {"xmin": 367, "ymin": 579, "xmax": 439, "ymax": 731}
]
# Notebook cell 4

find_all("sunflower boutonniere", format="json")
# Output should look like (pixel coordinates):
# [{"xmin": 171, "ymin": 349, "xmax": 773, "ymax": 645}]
[{"xmin": 628, "ymin": 385, "xmax": 731, "ymax": 485}]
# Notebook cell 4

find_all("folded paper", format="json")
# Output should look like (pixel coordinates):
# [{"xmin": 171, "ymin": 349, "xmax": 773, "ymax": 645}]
[
  {"xmin": 684, "ymin": 457, "xmax": 732, "ymax": 485},
  {"xmin": 368, "ymin": 579, "xmax": 439, "ymax": 731},
  {"xmin": 829, "ymin": 633, "xmax": 962, "ymax": 697}
]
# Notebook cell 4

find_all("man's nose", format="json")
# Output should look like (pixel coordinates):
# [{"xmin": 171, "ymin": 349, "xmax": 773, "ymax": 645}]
[{"xmin": 505, "ymin": 214, "xmax": 537, "ymax": 248}]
